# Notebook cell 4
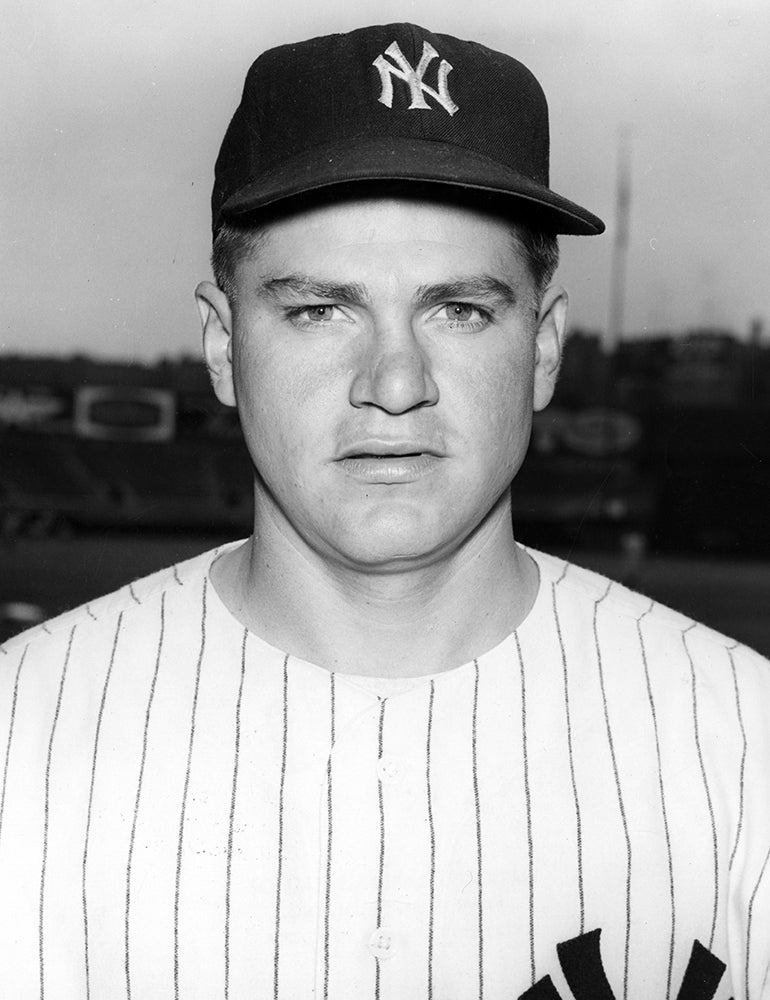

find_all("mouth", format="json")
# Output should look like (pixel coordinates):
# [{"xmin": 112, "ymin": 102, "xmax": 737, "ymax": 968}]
[
  {"xmin": 352, "ymin": 450, "xmax": 424, "ymax": 459},
  {"xmin": 339, "ymin": 438, "xmax": 442, "ymax": 458},
  {"xmin": 336, "ymin": 445, "xmax": 442, "ymax": 484}
]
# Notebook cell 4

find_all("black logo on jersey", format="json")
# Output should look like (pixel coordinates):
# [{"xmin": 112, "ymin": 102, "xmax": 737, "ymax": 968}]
[{"xmin": 517, "ymin": 929, "xmax": 729, "ymax": 1000}]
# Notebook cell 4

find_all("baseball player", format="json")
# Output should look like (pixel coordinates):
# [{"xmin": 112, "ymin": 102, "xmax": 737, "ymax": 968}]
[{"xmin": 1, "ymin": 23, "xmax": 769, "ymax": 1000}]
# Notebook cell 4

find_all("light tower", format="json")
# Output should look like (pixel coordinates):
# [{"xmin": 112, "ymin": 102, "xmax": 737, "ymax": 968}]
[{"xmin": 606, "ymin": 128, "xmax": 632, "ymax": 358}]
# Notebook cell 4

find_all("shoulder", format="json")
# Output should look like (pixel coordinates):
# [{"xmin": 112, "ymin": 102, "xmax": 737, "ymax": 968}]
[
  {"xmin": 528, "ymin": 546, "xmax": 770, "ymax": 689},
  {"xmin": 0, "ymin": 540, "xmax": 240, "ymax": 670},
  {"xmin": 0, "ymin": 540, "xmax": 251, "ymax": 773}
]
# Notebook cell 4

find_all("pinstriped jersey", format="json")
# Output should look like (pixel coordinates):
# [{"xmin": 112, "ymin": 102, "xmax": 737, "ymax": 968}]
[{"xmin": 0, "ymin": 542, "xmax": 768, "ymax": 999}]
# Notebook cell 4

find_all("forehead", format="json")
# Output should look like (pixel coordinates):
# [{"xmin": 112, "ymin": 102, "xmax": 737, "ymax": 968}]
[{"xmin": 234, "ymin": 193, "xmax": 527, "ymax": 286}]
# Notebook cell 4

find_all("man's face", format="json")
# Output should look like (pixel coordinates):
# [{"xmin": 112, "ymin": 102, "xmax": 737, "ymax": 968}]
[{"xmin": 200, "ymin": 195, "xmax": 566, "ymax": 572}]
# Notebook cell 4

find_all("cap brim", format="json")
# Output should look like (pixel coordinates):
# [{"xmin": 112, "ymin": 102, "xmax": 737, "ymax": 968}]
[{"xmin": 219, "ymin": 135, "xmax": 605, "ymax": 236}]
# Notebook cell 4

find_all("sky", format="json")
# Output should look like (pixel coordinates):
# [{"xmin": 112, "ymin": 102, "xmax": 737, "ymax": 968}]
[{"xmin": 2, "ymin": 0, "xmax": 768, "ymax": 361}]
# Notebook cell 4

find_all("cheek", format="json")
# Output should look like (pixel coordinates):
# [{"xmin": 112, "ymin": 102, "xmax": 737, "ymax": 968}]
[
  {"xmin": 232, "ymin": 334, "xmax": 343, "ymax": 467},
  {"xmin": 457, "ymin": 348, "xmax": 535, "ymax": 456}
]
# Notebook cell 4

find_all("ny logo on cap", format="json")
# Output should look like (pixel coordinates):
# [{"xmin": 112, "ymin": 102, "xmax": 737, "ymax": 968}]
[{"xmin": 373, "ymin": 41, "xmax": 459, "ymax": 116}]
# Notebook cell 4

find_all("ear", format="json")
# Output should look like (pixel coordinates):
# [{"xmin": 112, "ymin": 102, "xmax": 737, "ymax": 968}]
[
  {"xmin": 195, "ymin": 281, "xmax": 236, "ymax": 408},
  {"xmin": 532, "ymin": 284, "xmax": 568, "ymax": 413}
]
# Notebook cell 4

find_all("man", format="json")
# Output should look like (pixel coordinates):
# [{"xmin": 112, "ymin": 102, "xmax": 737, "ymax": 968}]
[{"xmin": 1, "ymin": 23, "xmax": 768, "ymax": 1000}]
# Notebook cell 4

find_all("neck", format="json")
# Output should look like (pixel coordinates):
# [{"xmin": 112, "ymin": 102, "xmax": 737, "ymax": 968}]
[{"xmin": 211, "ymin": 502, "xmax": 539, "ymax": 678}]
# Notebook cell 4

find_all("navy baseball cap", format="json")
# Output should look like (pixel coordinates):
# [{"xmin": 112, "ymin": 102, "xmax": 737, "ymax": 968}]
[{"xmin": 212, "ymin": 23, "xmax": 605, "ymax": 236}]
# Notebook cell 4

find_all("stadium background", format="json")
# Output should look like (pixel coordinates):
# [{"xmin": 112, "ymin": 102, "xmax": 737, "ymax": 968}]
[{"xmin": 3, "ymin": 329, "xmax": 769, "ymax": 653}]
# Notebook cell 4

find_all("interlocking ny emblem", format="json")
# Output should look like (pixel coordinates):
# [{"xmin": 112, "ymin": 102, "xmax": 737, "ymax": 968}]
[
  {"xmin": 373, "ymin": 40, "xmax": 459, "ymax": 116},
  {"xmin": 517, "ymin": 930, "xmax": 727, "ymax": 1000}
]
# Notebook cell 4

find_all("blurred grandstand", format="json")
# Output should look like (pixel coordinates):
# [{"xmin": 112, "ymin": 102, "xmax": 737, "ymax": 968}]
[
  {"xmin": 1, "ymin": 355, "xmax": 251, "ymax": 536},
  {"xmin": 1, "ymin": 325, "xmax": 769, "ymax": 554}
]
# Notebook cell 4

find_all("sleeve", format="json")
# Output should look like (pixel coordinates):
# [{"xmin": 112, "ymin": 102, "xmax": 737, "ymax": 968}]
[{"xmin": 725, "ymin": 643, "xmax": 770, "ymax": 1000}]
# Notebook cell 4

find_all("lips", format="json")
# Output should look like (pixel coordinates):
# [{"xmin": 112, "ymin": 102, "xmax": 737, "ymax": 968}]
[
  {"xmin": 349, "ymin": 450, "xmax": 425, "ymax": 460},
  {"xmin": 335, "ymin": 441, "xmax": 443, "ymax": 484},
  {"xmin": 338, "ymin": 440, "xmax": 441, "ymax": 460}
]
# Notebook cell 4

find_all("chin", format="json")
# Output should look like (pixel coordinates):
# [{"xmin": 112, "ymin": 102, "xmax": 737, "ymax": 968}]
[
  {"xmin": 326, "ymin": 508, "xmax": 464, "ymax": 572},
  {"xmin": 335, "ymin": 542, "xmax": 447, "ymax": 574}
]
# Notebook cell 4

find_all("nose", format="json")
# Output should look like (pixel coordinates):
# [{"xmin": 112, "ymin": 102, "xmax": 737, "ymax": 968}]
[{"xmin": 349, "ymin": 324, "xmax": 439, "ymax": 414}]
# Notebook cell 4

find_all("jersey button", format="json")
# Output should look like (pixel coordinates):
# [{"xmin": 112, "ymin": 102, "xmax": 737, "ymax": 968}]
[
  {"xmin": 368, "ymin": 927, "xmax": 395, "ymax": 960},
  {"xmin": 377, "ymin": 755, "xmax": 403, "ymax": 783}
]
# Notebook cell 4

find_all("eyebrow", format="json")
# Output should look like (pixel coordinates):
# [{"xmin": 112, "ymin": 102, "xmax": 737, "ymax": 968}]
[
  {"xmin": 413, "ymin": 276, "xmax": 517, "ymax": 309},
  {"xmin": 259, "ymin": 275, "xmax": 371, "ymax": 305},
  {"xmin": 258, "ymin": 273, "xmax": 517, "ymax": 308}
]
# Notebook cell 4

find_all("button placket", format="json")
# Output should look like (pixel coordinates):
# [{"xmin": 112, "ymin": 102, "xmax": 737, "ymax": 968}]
[
  {"xmin": 377, "ymin": 755, "xmax": 404, "ymax": 784},
  {"xmin": 368, "ymin": 926, "xmax": 395, "ymax": 960}
]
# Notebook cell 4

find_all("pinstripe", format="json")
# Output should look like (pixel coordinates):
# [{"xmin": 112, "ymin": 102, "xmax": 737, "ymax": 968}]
[
  {"xmin": 375, "ymin": 698, "xmax": 387, "ymax": 1000},
  {"xmin": 126, "ymin": 596, "xmax": 166, "ymax": 1000},
  {"xmin": 593, "ymin": 584, "xmax": 632, "ymax": 1000},
  {"xmin": 682, "ymin": 627, "xmax": 719, "ymax": 950},
  {"xmin": 128, "ymin": 583, "xmax": 141, "ymax": 606},
  {"xmin": 745, "ymin": 839, "xmax": 770, "ymax": 1000},
  {"xmin": 39, "ymin": 624, "xmax": 76, "ymax": 1000},
  {"xmin": 174, "ymin": 579, "xmax": 208, "ymax": 1000},
  {"xmin": 273, "ymin": 654, "xmax": 290, "ymax": 1000},
  {"xmin": 173, "ymin": 564, "xmax": 184, "ymax": 587},
  {"xmin": 322, "ymin": 672, "xmax": 336, "ymax": 1000},
  {"xmin": 224, "ymin": 628, "xmax": 248, "ymax": 1000},
  {"xmin": 727, "ymin": 646, "xmax": 747, "ymax": 872},
  {"xmin": 552, "ymin": 581, "xmax": 584, "ymax": 934},
  {"xmin": 86, "ymin": 604, "xmax": 98, "ymax": 622},
  {"xmin": 426, "ymin": 680, "xmax": 436, "ymax": 1000},
  {"xmin": 637, "ymin": 607, "xmax": 676, "ymax": 1000},
  {"xmin": 515, "ymin": 631, "xmax": 536, "ymax": 985},
  {"xmin": 0, "ymin": 643, "xmax": 28, "ymax": 850},
  {"xmin": 472, "ymin": 658, "xmax": 484, "ymax": 1000},
  {"xmin": 84, "ymin": 612, "xmax": 123, "ymax": 1000}
]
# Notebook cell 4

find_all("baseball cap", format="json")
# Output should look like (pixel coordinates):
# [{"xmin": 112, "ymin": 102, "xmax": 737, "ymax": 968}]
[{"xmin": 212, "ymin": 23, "xmax": 605, "ymax": 236}]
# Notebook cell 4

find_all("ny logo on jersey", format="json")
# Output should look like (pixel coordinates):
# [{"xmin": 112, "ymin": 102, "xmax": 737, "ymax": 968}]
[
  {"xmin": 372, "ymin": 40, "xmax": 459, "ymax": 116},
  {"xmin": 517, "ymin": 929, "xmax": 728, "ymax": 1000}
]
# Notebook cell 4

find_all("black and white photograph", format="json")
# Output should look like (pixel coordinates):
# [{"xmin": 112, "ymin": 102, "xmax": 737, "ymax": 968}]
[{"xmin": 1, "ymin": 1, "xmax": 769, "ymax": 997}]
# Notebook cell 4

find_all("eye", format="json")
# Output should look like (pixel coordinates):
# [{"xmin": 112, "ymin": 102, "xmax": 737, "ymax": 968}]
[
  {"xmin": 297, "ymin": 304, "xmax": 337, "ymax": 321},
  {"xmin": 286, "ymin": 303, "xmax": 349, "ymax": 328},
  {"xmin": 445, "ymin": 303, "xmax": 477, "ymax": 323},
  {"xmin": 435, "ymin": 302, "xmax": 492, "ymax": 329}
]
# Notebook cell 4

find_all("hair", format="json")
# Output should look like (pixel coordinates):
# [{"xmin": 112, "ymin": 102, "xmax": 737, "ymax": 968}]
[
  {"xmin": 211, "ymin": 222, "xmax": 266, "ymax": 305},
  {"xmin": 211, "ymin": 188, "xmax": 559, "ymax": 308},
  {"xmin": 509, "ymin": 224, "xmax": 560, "ymax": 303}
]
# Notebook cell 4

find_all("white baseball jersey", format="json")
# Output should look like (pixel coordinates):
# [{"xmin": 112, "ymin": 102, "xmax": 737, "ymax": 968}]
[{"xmin": 1, "ymin": 541, "xmax": 768, "ymax": 999}]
